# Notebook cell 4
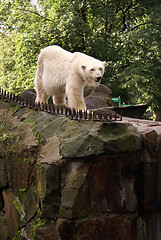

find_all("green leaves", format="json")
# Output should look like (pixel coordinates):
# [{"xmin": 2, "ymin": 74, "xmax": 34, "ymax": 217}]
[{"xmin": 0, "ymin": 0, "xmax": 161, "ymax": 116}]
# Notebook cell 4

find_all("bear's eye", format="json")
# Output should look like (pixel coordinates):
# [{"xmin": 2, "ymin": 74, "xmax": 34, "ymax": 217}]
[
  {"xmin": 99, "ymin": 68, "xmax": 102, "ymax": 71},
  {"xmin": 90, "ymin": 68, "xmax": 95, "ymax": 72}
]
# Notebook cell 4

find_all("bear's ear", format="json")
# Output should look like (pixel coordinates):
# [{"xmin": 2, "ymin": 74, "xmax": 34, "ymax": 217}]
[
  {"xmin": 81, "ymin": 65, "xmax": 86, "ymax": 71},
  {"xmin": 102, "ymin": 61, "xmax": 106, "ymax": 66}
]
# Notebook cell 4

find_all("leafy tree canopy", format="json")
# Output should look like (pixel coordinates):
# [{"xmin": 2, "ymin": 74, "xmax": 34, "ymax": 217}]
[{"xmin": 0, "ymin": 0, "xmax": 161, "ymax": 118}]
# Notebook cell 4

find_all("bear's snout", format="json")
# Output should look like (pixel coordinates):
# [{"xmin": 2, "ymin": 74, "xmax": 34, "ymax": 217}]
[{"xmin": 96, "ymin": 76, "xmax": 102, "ymax": 82}]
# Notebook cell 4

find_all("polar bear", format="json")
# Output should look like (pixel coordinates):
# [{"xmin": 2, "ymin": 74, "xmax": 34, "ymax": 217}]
[{"xmin": 34, "ymin": 45, "xmax": 106, "ymax": 110}]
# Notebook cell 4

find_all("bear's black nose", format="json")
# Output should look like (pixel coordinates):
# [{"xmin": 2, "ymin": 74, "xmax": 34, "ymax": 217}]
[{"xmin": 96, "ymin": 77, "xmax": 102, "ymax": 82}]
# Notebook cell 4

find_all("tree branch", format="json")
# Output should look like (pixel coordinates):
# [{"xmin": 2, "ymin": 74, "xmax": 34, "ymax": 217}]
[
  {"xmin": 121, "ymin": 1, "xmax": 133, "ymax": 32},
  {"xmin": 130, "ymin": 22, "xmax": 157, "ymax": 31},
  {"xmin": 107, "ymin": 0, "xmax": 122, "ymax": 33},
  {"xmin": 16, "ymin": 8, "xmax": 55, "ymax": 23}
]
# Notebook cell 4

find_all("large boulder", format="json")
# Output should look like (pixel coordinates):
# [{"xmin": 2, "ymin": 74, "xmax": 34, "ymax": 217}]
[
  {"xmin": 84, "ymin": 84, "xmax": 113, "ymax": 109},
  {"xmin": 0, "ymin": 99, "xmax": 161, "ymax": 240}
]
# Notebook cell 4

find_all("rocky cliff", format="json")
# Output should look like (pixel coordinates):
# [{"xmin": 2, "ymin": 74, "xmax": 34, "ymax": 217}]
[{"xmin": 0, "ymin": 99, "xmax": 161, "ymax": 240}]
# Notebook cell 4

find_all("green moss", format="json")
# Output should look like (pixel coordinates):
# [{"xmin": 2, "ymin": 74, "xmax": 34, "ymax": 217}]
[
  {"xmin": 13, "ymin": 189, "xmax": 27, "ymax": 218},
  {"xmin": 0, "ymin": 215, "xmax": 6, "ymax": 224},
  {"xmin": 24, "ymin": 157, "xmax": 30, "ymax": 165},
  {"xmin": 10, "ymin": 104, "xmax": 21, "ymax": 114},
  {"xmin": 36, "ymin": 201, "xmax": 44, "ymax": 217},
  {"xmin": 0, "ymin": 131, "xmax": 15, "ymax": 151},
  {"xmin": 32, "ymin": 218, "xmax": 46, "ymax": 239},
  {"xmin": 12, "ymin": 230, "xmax": 21, "ymax": 240},
  {"xmin": 32, "ymin": 130, "xmax": 45, "ymax": 144},
  {"xmin": 23, "ymin": 118, "xmax": 37, "ymax": 128},
  {"xmin": 24, "ymin": 151, "xmax": 30, "ymax": 165},
  {"xmin": 13, "ymin": 200, "xmax": 22, "ymax": 215},
  {"xmin": 0, "ymin": 121, "xmax": 15, "ymax": 150},
  {"xmin": 0, "ymin": 125, "xmax": 3, "ymax": 132},
  {"xmin": 36, "ymin": 132, "xmax": 44, "ymax": 144},
  {"xmin": 13, "ymin": 199, "xmax": 25, "ymax": 221},
  {"xmin": 36, "ymin": 168, "xmax": 45, "ymax": 211},
  {"xmin": 18, "ymin": 189, "xmax": 26, "ymax": 203},
  {"xmin": 36, "ymin": 158, "xmax": 44, "ymax": 169}
]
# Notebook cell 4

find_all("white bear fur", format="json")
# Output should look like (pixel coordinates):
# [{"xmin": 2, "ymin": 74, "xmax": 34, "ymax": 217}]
[{"xmin": 34, "ymin": 45, "xmax": 106, "ymax": 110}]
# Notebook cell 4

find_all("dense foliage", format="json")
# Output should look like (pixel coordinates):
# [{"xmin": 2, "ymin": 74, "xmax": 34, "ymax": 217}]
[{"xmin": 0, "ymin": 0, "xmax": 161, "ymax": 118}]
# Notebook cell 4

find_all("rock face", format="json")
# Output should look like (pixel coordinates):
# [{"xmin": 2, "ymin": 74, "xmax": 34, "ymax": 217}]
[{"xmin": 0, "ymin": 99, "xmax": 161, "ymax": 240}]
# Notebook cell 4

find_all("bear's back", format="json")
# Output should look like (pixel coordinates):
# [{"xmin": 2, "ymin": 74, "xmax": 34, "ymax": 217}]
[
  {"xmin": 39, "ymin": 45, "xmax": 73, "ymax": 62},
  {"xmin": 37, "ymin": 45, "xmax": 73, "ymax": 79}
]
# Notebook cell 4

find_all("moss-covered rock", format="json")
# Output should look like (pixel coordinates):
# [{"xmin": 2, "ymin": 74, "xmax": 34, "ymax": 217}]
[
  {"xmin": 0, "ymin": 211, "xmax": 9, "ymax": 240},
  {"xmin": 15, "ymin": 104, "xmax": 142, "ymax": 159},
  {"xmin": 0, "ymin": 159, "xmax": 8, "ymax": 188},
  {"xmin": 56, "ymin": 120, "xmax": 142, "ymax": 158},
  {"xmin": 2, "ymin": 189, "xmax": 20, "ymax": 239},
  {"xmin": 36, "ymin": 163, "xmax": 60, "ymax": 220}
]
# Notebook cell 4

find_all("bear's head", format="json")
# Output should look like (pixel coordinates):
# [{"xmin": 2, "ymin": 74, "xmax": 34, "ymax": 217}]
[
  {"xmin": 81, "ymin": 59, "xmax": 106, "ymax": 87},
  {"xmin": 72, "ymin": 52, "xmax": 106, "ymax": 87}
]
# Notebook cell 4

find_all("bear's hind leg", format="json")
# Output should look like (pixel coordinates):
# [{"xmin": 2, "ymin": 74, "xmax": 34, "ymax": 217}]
[{"xmin": 34, "ymin": 74, "xmax": 49, "ymax": 104}]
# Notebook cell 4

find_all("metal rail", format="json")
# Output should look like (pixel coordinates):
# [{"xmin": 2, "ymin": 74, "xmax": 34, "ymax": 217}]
[{"xmin": 0, "ymin": 87, "xmax": 122, "ymax": 122}]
